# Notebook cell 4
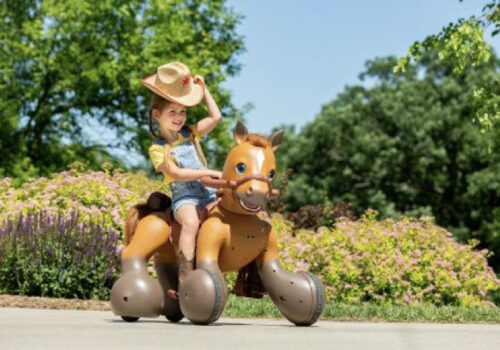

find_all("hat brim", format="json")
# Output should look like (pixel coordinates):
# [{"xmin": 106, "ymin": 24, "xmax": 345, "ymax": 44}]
[{"xmin": 141, "ymin": 74, "xmax": 204, "ymax": 107}]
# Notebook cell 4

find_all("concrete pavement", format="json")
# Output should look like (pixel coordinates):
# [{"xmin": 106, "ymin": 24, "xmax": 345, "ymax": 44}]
[{"xmin": 0, "ymin": 307, "xmax": 499, "ymax": 350}]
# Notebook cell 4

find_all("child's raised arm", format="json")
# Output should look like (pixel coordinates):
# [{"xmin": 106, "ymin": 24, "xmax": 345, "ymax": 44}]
[{"xmin": 193, "ymin": 75, "xmax": 221, "ymax": 137}]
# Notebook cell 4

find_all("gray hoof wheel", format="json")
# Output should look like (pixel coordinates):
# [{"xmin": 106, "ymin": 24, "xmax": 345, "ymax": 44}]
[
  {"xmin": 294, "ymin": 271, "xmax": 326, "ymax": 326},
  {"xmin": 179, "ymin": 268, "xmax": 225, "ymax": 325}
]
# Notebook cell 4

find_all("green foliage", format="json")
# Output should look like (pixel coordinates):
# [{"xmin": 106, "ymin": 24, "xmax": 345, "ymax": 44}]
[
  {"xmin": 395, "ymin": 19, "xmax": 491, "ymax": 75},
  {"xmin": 394, "ymin": 0, "xmax": 500, "ymax": 140},
  {"xmin": 0, "ymin": 211, "xmax": 120, "ymax": 299},
  {"xmin": 0, "ymin": 0, "xmax": 244, "ymax": 182},
  {"xmin": 278, "ymin": 55, "xmax": 500, "ymax": 269},
  {"xmin": 272, "ymin": 211, "xmax": 500, "ymax": 307},
  {"xmin": 472, "ymin": 79, "xmax": 500, "ymax": 142}
]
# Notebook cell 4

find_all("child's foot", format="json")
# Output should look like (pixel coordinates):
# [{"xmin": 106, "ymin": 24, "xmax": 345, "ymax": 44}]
[
  {"xmin": 178, "ymin": 251, "xmax": 195, "ymax": 284},
  {"xmin": 167, "ymin": 289, "xmax": 178, "ymax": 299}
]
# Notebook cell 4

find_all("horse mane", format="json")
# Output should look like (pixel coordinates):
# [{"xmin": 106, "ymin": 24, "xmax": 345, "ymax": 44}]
[{"xmin": 242, "ymin": 133, "xmax": 271, "ymax": 149}]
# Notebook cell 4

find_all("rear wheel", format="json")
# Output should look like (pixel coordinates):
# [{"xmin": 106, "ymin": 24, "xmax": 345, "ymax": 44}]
[
  {"xmin": 165, "ymin": 309, "xmax": 184, "ymax": 323},
  {"xmin": 121, "ymin": 316, "xmax": 139, "ymax": 322}
]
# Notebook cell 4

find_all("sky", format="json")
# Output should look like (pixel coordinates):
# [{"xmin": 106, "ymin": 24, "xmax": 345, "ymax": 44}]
[{"xmin": 223, "ymin": 0, "xmax": 500, "ymax": 135}]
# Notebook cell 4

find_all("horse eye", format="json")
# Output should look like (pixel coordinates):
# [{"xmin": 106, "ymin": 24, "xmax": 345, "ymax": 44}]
[
  {"xmin": 236, "ymin": 163, "xmax": 246, "ymax": 174},
  {"xmin": 268, "ymin": 169, "xmax": 275, "ymax": 179}
]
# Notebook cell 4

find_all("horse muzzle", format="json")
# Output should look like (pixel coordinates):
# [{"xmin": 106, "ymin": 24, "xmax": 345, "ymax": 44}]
[
  {"xmin": 200, "ymin": 174, "xmax": 279, "ymax": 212},
  {"xmin": 236, "ymin": 187, "xmax": 269, "ymax": 212}
]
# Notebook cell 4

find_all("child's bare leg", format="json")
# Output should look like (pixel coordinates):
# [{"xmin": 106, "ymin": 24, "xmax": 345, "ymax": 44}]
[
  {"xmin": 165, "ymin": 204, "xmax": 200, "ymax": 299},
  {"xmin": 176, "ymin": 204, "xmax": 200, "ymax": 260},
  {"xmin": 167, "ymin": 204, "xmax": 213, "ymax": 299}
]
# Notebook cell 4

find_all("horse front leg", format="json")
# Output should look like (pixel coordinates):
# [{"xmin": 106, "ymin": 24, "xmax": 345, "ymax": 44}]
[
  {"xmin": 111, "ymin": 213, "xmax": 171, "ymax": 320},
  {"xmin": 256, "ymin": 230, "xmax": 326, "ymax": 326},
  {"xmin": 178, "ymin": 219, "xmax": 228, "ymax": 325}
]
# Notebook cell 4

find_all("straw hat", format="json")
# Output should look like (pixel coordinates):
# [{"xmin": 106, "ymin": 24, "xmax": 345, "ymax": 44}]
[{"xmin": 141, "ymin": 62, "xmax": 204, "ymax": 107}]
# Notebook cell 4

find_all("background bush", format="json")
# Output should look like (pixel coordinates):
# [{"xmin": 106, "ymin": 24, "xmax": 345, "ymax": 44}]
[
  {"xmin": 273, "ymin": 210, "xmax": 500, "ymax": 307},
  {"xmin": 0, "ymin": 164, "xmax": 169, "ymax": 233},
  {"xmin": 1, "ymin": 168, "xmax": 499, "ymax": 306},
  {"xmin": 0, "ymin": 211, "xmax": 120, "ymax": 299},
  {"xmin": 285, "ymin": 202, "xmax": 355, "ymax": 231}
]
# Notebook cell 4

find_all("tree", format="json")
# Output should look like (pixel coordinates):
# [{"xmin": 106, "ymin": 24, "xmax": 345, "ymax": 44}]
[
  {"xmin": 394, "ymin": 0, "xmax": 499, "ymax": 146},
  {"xmin": 0, "ymin": 0, "xmax": 244, "ymax": 183},
  {"xmin": 278, "ymin": 55, "xmax": 500, "ymax": 269}
]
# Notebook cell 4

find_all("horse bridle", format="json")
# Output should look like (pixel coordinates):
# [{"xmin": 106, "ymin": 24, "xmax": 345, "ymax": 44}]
[{"xmin": 200, "ymin": 175, "xmax": 279, "ymax": 197}]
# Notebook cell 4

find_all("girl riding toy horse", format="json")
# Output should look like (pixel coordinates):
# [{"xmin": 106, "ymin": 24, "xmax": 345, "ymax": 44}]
[{"xmin": 111, "ymin": 122, "xmax": 326, "ymax": 326}]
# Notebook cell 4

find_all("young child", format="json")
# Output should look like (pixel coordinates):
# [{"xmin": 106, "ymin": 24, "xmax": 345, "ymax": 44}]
[{"xmin": 141, "ymin": 61, "xmax": 222, "ymax": 287}]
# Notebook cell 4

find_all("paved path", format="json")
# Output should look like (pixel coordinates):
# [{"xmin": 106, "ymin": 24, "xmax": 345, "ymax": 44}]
[{"xmin": 1, "ymin": 307, "xmax": 499, "ymax": 350}]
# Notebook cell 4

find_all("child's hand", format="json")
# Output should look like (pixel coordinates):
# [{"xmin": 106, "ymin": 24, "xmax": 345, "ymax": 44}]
[
  {"xmin": 205, "ymin": 169, "xmax": 222, "ymax": 179},
  {"xmin": 193, "ymin": 75, "xmax": 206, "ymax": 89}
]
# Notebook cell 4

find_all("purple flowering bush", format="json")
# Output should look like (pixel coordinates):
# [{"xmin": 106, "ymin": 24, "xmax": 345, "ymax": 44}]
[
  {"xmin": 0, "ymin": 211, "xmax": 120, "ymax": 299},
  {"xmin": 273, "ymin": 210, "xmax": 500, "ymax": 307},
  {"xmin": 0, "ymin": 165, "xmax": 169, "ymax": 232}
]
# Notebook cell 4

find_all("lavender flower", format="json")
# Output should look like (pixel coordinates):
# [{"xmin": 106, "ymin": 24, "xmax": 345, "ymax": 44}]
[{"xmin": 0, "ymin": 210, "xmax": 120, "ymax": 299}]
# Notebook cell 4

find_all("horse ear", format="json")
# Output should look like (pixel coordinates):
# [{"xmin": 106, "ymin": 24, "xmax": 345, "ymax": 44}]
[
  {"xmin": 268, "ymin": 129, "xmax": 284, "ymax": 151},
  {"xmin": 233, "ymin": 121, "xmax": 248, "ymax": 144}
]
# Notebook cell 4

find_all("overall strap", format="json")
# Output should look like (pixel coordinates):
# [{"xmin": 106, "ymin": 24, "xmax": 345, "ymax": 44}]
[
  {"xmin": 180, "ymin": 125, "xmax": 192, "ymax": 139},
  {"xmin": 184, "ymin": 125, "xmax": 208, "ymax": 168}
]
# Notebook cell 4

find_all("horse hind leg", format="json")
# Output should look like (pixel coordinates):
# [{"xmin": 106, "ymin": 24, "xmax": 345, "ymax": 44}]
[
  {"xmin": 110, "ymin": 258, "xmax": 164, "ymax": 320},
  {"xmin": 111, "ymin": 213, "xmax": 171, "ymax": 320}
]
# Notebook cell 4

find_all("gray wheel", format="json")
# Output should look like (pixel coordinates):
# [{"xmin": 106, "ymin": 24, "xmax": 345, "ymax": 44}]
[
  {"xmin": 179, "ymin": 268, "xmax": 226, "ymax": 325},
  {"xmin": 294, "ymin": 271, "xmax": 326, "ymax": 326}
]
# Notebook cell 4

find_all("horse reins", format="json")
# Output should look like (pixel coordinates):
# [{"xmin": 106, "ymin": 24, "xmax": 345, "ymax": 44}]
[{"xmin": 200, "ymin": 175, "xmax": 280, "ymax": 197}]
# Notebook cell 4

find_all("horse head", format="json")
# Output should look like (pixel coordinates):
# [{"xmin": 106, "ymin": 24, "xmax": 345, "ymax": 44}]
[{"xmin": 202, "ymin": 121, "xmax": 284, "ymax": 215}]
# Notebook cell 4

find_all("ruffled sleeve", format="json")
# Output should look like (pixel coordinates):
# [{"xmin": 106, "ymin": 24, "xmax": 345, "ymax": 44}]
[{"xmin": 149, "ymin": 143, "xmax": 166, "ymax": 170}]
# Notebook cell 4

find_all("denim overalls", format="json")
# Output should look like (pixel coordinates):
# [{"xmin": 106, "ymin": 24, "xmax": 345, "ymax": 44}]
[{"xmin": 169, "ymin": 127, "xmax": 216, "ymax": 216}]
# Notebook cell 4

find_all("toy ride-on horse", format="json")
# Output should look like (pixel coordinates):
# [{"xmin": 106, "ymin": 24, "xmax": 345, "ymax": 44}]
[{"xmin": 110, "ymin": 122, "xmax": 326, "ymax": 326}]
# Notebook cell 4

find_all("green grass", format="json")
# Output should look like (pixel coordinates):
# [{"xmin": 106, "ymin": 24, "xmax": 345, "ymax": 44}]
[{"xmin": 222, "ymin": 294, "xmax": 500, "ymax": 324}]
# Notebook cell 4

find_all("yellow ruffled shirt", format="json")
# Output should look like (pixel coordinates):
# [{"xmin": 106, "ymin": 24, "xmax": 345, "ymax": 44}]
[{"xmin": 148, "ymin": 125, "xmax": 207, "ymax": 187}]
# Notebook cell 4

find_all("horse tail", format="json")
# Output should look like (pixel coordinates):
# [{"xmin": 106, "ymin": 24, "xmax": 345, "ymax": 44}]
[
  {"xmin": 124, "ymin": 192, "xmax": 172, "ymax": 246},
  {"xmin": 124, "ymin": 204, "xmax": 151, "ymax": 246}
]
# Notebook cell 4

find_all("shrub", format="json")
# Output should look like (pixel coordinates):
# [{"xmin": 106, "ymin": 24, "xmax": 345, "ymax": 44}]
[
  {"xmin": 0, "ymin": 210, "xmax": 120, "ymax": 299},
  {"xmin": 273, "ymin": 210, "xmax": 500, "ymax": 307},
  {"xmin": 0, "ymin": 166, "xmax": 169, "ymax": 233},
  {"xmin": 285, "ymin": 201, "xmax": 355, "ymax": 231}
]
